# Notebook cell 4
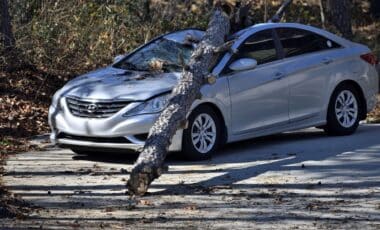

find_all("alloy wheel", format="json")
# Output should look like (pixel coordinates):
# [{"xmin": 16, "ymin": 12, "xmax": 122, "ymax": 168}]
[
  {"xmin": 191, "ymin": 113, "xmax": 217, "ymax": 154},
  {"xmin": 334, "ymin": 90, "xmax": 358, "ymax": 128}
]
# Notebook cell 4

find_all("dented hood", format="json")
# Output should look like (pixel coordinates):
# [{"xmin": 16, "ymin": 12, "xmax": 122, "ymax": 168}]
[{"xmin": 60, "ymin": 67, "xmax": 179, "ymax": 101}]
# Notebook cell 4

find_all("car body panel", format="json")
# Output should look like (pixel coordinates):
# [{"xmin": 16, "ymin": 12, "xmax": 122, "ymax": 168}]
[
  {"xmin": 284, "ymin": 49, "xmax": 338, "ymax": 123},
  {"xmin": 226, "ymin": 60, "xmax": 289, "ymax": 135},
  {"xmin": 61, "ymin": 67, "xmax": 179, "ymax": 101}
]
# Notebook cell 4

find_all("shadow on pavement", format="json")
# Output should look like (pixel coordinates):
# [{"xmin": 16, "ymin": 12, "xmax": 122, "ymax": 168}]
[{"xmin": 4, "ymin": 125, "xmax": 380, "ymax": 228}]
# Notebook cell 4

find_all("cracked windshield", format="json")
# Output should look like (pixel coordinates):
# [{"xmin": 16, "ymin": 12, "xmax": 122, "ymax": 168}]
[{"xmin": 115, "ymin": 38, "xmax": 194, "ymax": 72}]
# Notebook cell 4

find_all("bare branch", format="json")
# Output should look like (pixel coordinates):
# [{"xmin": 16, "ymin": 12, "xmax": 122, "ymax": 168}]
[
  {"xmin": 213, "ymin": 40, "xmax": 235, "ymax": 54},
  {"xmin": 270, "ymin": 0, "xmax": 293, "ymax": 23}
]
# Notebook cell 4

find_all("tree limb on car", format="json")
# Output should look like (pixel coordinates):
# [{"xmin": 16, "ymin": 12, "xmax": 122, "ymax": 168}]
[
  {"xmin": 127, "ymin": 2, "xmax": 234, "ymax": 196},
  {"xmin": 127, "ymin": 0, "xmax": 295, "ymax": 196}
]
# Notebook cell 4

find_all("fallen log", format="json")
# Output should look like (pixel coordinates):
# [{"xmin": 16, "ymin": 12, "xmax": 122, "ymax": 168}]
[
  {"xmin": 127, "ymin": 2, "xmax": 236, "ymax": 196},
  {"xmin": 127, "ymin": 0, "xmax": 300, "ymax": 196}
]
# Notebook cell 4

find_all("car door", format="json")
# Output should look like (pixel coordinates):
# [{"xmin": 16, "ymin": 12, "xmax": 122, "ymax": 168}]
[
  {"xmin": 224, "ymin": 29, "xmax": 289, "ymax": 135},
  {"xmin": 275, "ymin": 27, "xmax": 343, "ymax": 123}
]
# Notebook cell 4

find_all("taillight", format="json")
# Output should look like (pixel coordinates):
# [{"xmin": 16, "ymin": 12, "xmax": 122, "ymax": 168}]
[{"xmin": 360, "ymin": 53, "xmax": 379, "ymax": 66}]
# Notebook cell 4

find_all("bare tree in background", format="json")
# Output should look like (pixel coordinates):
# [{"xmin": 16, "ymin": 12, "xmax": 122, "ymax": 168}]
[
  {"xmin": 264, "ymin": 0, "xmax": 268, "ymax": 21},
  {"xmin": 142, "ymin": 0, "xmax": 151, "ymax": 22},
  {"xmin": 318, "ymin": 0, "xmax": 326, "ymax": 29},
  {"xmin": 325, "ymin": 0, "xmax": 353, "ymax": 38},
  {"xmin": 127, "ymin": 0, "xmax": 253, "ymax": 196},
  {"xmin": 0, "ymin": 0, "xmax": 15, "ymax": 49}
]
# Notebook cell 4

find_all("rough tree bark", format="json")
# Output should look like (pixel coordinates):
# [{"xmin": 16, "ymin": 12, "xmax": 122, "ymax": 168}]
[
  {"xmin": 0, "ymin": 0, "xmax": 15, "ymax": 48},
  {"xmin": 127, "ymin": 1, "xmax": 253, "ymax": 196},
  {"xmin": 325, "ymin": 0, "xmax": 353, "ymax": 38}
]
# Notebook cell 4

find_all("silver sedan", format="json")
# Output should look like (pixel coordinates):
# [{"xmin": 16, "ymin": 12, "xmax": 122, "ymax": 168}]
[{"xmin": 49, "ymin": 23, "xmax": 379, "ymax": 160}]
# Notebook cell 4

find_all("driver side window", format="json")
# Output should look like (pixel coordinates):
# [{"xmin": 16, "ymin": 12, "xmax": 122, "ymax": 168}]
[{"xmin": 236, "ymin": 29, "xmax": 279, "ymax": 65}]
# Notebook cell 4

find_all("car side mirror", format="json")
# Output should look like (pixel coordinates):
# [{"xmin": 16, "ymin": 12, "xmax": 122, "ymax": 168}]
[
  {"xmin": 113, "ymin": 54, "xmax": 127, "ymax": 63},
  {"xmin": 229, "ymin": 58, "xmax": 258, "ymax": 72}
]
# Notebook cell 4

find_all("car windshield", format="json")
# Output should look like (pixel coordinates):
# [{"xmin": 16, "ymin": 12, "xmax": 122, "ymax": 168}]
[{"xmin": 114, "ymin": 38, "xmax": 194, "ymax": 73}]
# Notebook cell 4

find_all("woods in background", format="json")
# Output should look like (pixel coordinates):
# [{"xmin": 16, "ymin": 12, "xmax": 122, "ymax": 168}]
[{"xmin": 0, "ymin": 0, "xmax": 379, "ymax": 75}]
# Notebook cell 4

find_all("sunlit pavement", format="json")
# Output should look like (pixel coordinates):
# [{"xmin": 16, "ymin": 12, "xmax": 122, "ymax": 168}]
[{"xmin": 2, "ymin": 124, "xmax": 380, "ymax": 229}]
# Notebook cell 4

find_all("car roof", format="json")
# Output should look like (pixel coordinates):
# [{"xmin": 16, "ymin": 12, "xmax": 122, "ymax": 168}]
[
  {"xmin": 232, "ymin": 22, "xmax": 352, "ymax": 47},
  {"xmin": 163, "ymin": 23, "xmax": 351, "ymax": 48},
  {"xmin": 234, "ymin": 22, "xmax": 323, "ymax": 34}
]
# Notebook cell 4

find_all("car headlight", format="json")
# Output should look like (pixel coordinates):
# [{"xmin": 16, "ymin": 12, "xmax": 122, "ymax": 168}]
[{"xmin": 123, "ymin": 94, "xmax": 170, "ymax": 117}]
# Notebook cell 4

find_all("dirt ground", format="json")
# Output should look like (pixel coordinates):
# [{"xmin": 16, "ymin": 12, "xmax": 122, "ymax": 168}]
[{"xmin": 1, "ymin": 125, "xmax": 380, "ymax": 229}]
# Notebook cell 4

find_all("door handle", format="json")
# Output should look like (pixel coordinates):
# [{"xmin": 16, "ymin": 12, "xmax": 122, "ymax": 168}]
[
  {"xmin": 274, "ymin": 72, "xmax": 285, "ymax": 80},
  {"xmin": 322, "ymin": 58, "xmax": 333, "ymax": 65}
]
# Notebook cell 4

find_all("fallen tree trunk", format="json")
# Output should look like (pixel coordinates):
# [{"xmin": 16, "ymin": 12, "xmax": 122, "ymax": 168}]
[
  {"xmin": 127, "ymin": 3, "xmax": 234, "ymax": 196},
  {"xmin": 127, "ymin": 0, "xmax": 299, "ymax": 196}
]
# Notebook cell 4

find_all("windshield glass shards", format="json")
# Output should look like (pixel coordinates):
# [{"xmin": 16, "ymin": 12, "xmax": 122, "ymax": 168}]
[{"xmin": 115, "ymin": 38, "xmax": 194, "ymax": 73}]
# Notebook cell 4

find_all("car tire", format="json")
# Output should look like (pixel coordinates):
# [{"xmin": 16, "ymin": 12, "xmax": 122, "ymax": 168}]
[
  {"xmin": 324, "ymin": 84, "xmax": 362, "ymax": 136},
  {"xmin": 182, "ymin": 105, "xmax": 222, "ymax": 161}
]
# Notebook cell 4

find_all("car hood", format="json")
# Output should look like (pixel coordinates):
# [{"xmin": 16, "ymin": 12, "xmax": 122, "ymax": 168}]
[{"xmin": 59, "ymin": 67, "xmax": 180, "ymax": 101}]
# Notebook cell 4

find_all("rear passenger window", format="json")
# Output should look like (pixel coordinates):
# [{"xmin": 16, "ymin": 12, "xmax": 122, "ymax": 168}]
[
  {"xmin": 237, "ymin": 29, "xmax": 279, "ymax": 65},
  {"xmin": 276, "ymin": 28, "xmax": 341, "ymax": 58}
]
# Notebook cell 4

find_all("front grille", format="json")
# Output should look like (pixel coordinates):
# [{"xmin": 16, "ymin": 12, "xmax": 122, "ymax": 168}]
[
  {"xmin": 66, "ymin": 97, "xmax": 130, "ymax": 118},
  {"xmin": 57, "ymin": 133, "xmax": 131, "ymax": 143}
]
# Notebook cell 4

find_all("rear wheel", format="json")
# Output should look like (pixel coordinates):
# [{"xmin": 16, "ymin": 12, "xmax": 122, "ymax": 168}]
[
  {"xmin": 324, "ymin": 84, "xmax": 361, "ymax": 136},
  {"xmin": 182, "ymin": 106, "xmax": 222, "ymax": 161}
]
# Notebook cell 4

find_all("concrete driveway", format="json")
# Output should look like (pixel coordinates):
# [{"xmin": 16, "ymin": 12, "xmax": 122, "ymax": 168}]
[{"xmin": 2, "ymin": 124, "xmax": 380, "ymax": 229}]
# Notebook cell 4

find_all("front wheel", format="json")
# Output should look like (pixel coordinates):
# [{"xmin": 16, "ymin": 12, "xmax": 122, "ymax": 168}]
[
  {"xmin": 182, "ymin": 106, "xmax": 222, "ymax": 161},
  {"xmin": 324, "ymin": 84, "xmax": 362, "ymax": 136}
]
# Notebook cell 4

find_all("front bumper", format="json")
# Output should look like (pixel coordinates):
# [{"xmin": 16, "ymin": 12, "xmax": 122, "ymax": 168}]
[
  {"xmin": 48, "ymin": 99, "xmax": 183, "ymax": 152},
  {"xmin": 54, "ymin": 136, "xmax": 143, "ymax": 151}
]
